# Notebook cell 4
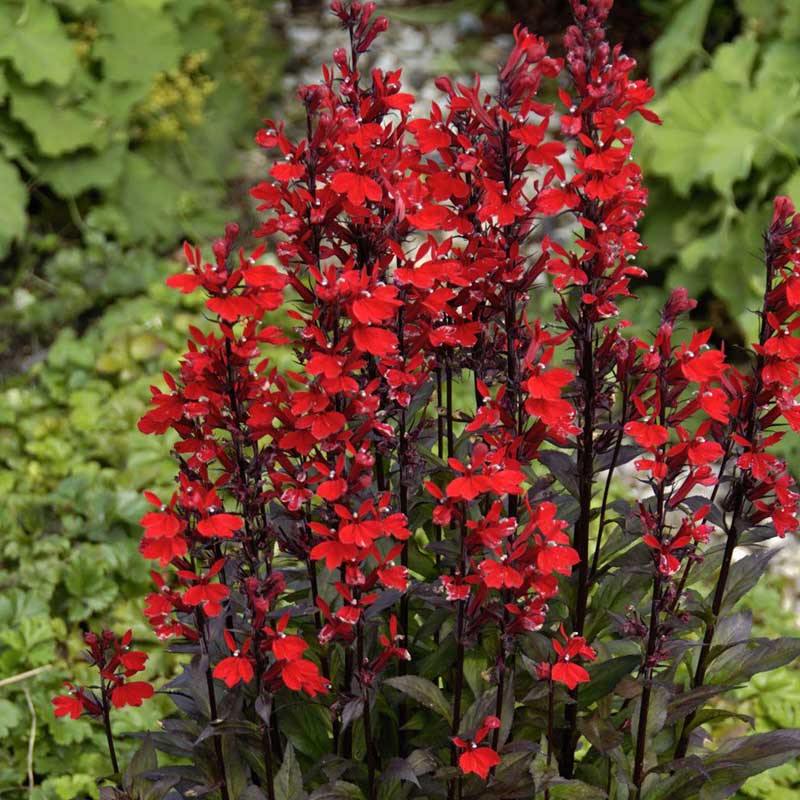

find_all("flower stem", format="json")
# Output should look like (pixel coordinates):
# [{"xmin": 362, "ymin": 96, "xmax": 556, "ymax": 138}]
[
  {"xmin": 590, "ymin": 384, "xmax": 629, "ymax": 582},
  {"xmin": 560, "ymin": 309, "xmax": 595, "ymax": 778},
  {"xmin": 448, "ymin": 518, "xmax": 468, "ymax": 800},
  {"xmin": 632, "ymin": 573, "xmax": 662, "ymax": 794},
  {"xmin": 196, "ymin": 610, "xmax": 230, "ymax": 800},
  {"xmin": 544, "ymin": 676, "xmax": 555, "ymax": 800},
  {"xmin": 100, "ymin": 684, "xmax": 119, "ymax": 777},
  {"xmin": 262, "ymin": 718, "xmax": 276, "ymax": 800},
  {"xmin": 357, "ymin": 619, "xmax": 377, "ymax": 800}
]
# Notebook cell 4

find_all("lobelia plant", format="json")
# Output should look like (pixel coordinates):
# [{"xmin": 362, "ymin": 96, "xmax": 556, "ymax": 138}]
[{"xmin": 53, "ymin": 1, "xmax": 800, "ymax": 799}]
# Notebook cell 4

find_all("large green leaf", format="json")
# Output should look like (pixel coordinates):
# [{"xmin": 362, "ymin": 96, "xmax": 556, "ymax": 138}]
[
  {"xmin": 105, "ymin": 151, "xmax": 186, "ymax": 243},
  {"xmin": 703, "ymin": 124, "xmax": 761, "ymax": 196},
  {"xmin": 40, "ymin": 142, "xmax": 127, "ymax": 197},
  {"xmin": 0, "ymin": 155, "xmax": 27, "ymax": 255},
  {"xmin": 384, "ymin": 676, "xmax": 453, "ymax": 725},
  {"xmin": 0, "ymin": 0, "xmax": 78, "ymax": 86},
  {"xmin": 638, "ymin": 71, "xmax": 738, "ymax": 196},
  {"xmin": 708, "ymin": 637, "xmax": 800, "ymax": 685},
  {"xmin": 711, "ymin": 35, "xmax": 759, "ymax": 88},
  {"xmin": 647, "ymin": 730, "xmax": 800, "ymax": 800},
  {"xmin": 279, "ymin": 701, "xmax": 332, "ymax": 760},
  {"xmin": 650, "ymin": 0, "xmax": 713, "ymax": 87},
  {"xmin": 93, "ymin": 1, "xmax": 181, "ymax": 87},
  {"xmin": 274, "ymin": 743, "xmax": 305, "ymax": 800},
  {"xmin": 10, "ymin": 82, "xmax": 108, "ymax": 156},
  {"xmin": 579, "ymin": 655, "xmax": 641, "ymax": 709}
]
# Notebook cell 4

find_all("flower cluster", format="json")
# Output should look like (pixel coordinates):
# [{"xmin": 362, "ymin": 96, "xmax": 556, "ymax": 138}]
[{"xmin": 52, "ymin": 629, "xmax": 153, "ymax": 719}]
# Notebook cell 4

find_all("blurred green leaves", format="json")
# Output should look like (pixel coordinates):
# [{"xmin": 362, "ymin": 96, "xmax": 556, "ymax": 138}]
[
  {"xmin": 0, "ymin": 0, "xmax": 283, "ymax": 268},
  {"xmin": 92, "ymin": 1, "xmax": 182, "ymax": 87},
  {"xmin": 0, "ymin": 156, "xmax": 26, "ymax": 254},
  {"xmin": 649, "ymin": 0, "xmax": 713, "ymax": 87},
  {"xmin": 0, "ymin": 0, "xmax": 79, "ymax": 87},
  {"xmin": 636, "ymin": 0, "xmax": 800, "ymax": 357}
]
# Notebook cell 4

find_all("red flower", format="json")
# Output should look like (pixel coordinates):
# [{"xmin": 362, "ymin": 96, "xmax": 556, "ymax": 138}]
[
  {"xmin": 214, "ymin": 656, "xmax": 255, "ymax": 688},
  {"xmin": 140, "ymin": 534, "xmax": 188, "ymax": 566},
  {"xmin": 182, "ymin": 582, "xmax": 230, "ymax": 617},
  {"xmin": 454, "ymin": 716, "xmax": 502, "ymax": 779},
  {"xmin": 624, "ymin": 420, "xmax": 668, "ymax": 449},
  {"xmin": 351, "ymin": 286, "xmax": 402, "ymax": 325},
  {"xmin": 281, "ymin": 658, "xmax": 329, "ymax": 696},
  {"xmin": 458, "ymin": 747, "xmax": 501, "ymax": 780},
  {"xmin": 643, "ymin": 533, "xmax": 692, "ymax": 577},
  {"xmin": 479, "ymin": 558, "xmax": 523, "ymax": 590},
  {"xmin": 140, "ymin": 509, "xmax": 185, "ymax": 540},
  {"xmin": 111, "ymin": 680, "xmax": 154, "ymax": 709},
  {"xmin": 549, "ymin": 626, "xmax": 596, "ymax": 690},
  {"xmin": 197, "ymin": 512, "xmax": 244, "ymax": 538},
  {"xmin": 52, "ymin": 694, "xmax": 85, "ymax": 719},
  {"xmin": 273, "ymin": 635, "xmax": 308, "ymax": 661},
  {"xmin": 52, "ymin": 683, "xmax": 101, "ymax": 720},
  {"xmin": 536, "ymin": 542, "xmax": 580, "ymax": 576},
  {"xmin": 679, "ymin": 336, "xmax": 726, "ymax": 383},
  {"xmin": 214, "ymin": 631, "xmax": 255, "ymax": 687},
  {"xmin": 330, "ymin": 171, "xmax": 382, "ymax": 205},
  {"xmin": 551, "ymin": 660, "xmax": 590, "ymax": 691},
  {"xmin": 180, "ymin": 559, "xmax": 230, "ymax": 617}
]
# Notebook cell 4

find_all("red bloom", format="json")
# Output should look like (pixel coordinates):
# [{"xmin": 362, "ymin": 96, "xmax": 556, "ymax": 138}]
[
  {"xmin": 549, "ymin": 626, "xmax": 596, "ymax": 690},
  {"xmin": 458, "ymin": 747, "xmax": 501, "ymax": 780},
  {"xmin": 214, "ymin": 656, "xmax": 254, "ymax": 687},
  {"xmin": 454, "ymin": 716, "xmax": 502, "ymax": 779},
  {"xmin": 624, "ymin": 420, "xmax": 668, "ymax": 449},
  {"xmin": 272, "ymin": 634, "xmax": 308, "ymax": 662},
  {"xmin": 110, "ymin": 680, "xmax": 154, "ymax": 709},
  {"xmin": 214, "ymin": 631, "xmax": 255, "ymax": 687},
  {"xmin": 551, "ymin": 660, "xmax": 590, "ymax": 691},
  {"xmin": 479, "ymin": 558, "xmax": 523, "ymax": 590},
  {"xmin": 197, "ymin": 512, "xmax": 244, "ymax": 538},
  {"xmin": 140, "ymin": 509, "xmax": 185, "ymax": 540},
  {"xmin": 330, "ymin": 171, "xmax": 382, "ymax": 205},
  {"xmin": 182, "ymin": 582, "xmax": 230, "ymax": 617},
  {"xmin": 52, "ymin": 693, "xmax": 85, "ymax": 720},
  {"xmin": 281, "ymin": 658, "xmax": 329, "ymax": 696}
]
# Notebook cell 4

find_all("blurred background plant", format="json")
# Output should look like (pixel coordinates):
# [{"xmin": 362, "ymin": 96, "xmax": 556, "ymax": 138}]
[{"xmin": 1, "ymin": 1, "xmax": 798, "ymax": 799}]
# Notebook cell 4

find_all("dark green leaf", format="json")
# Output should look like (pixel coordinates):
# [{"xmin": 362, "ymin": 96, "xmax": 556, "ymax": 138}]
[
  {"xmin": 578, "ymin": 714, "xmax": 624, "ymax": 755},
  {"xmin": 646, "ymin": 729, "xmax": 800, "ymax": 799},
  {"xmin": 380, "ymin": 758, "xmax": 420, "ymax": 788},
  {"xmin": 579, "ymin": 655, "xmax": 641, "ymax": 709},
  {"xmin": 538, "ymin": 451, "xmax": 579, "ymax": 498},
  {"xmin": 123, "ymin": 735, "xmax": 157, "ymax": 796},
  {"xmin": 384, "ymin": 676, "xmax": 453, "ymax": 724},
  {"xmin": 708, "ymin": 637, "xmax": 800, "ymax": 684},
  {"xmin": 718, "ymin": 548, "xmax": 778, "ymax": 611},
  {"xmin": 309, "ymin": 781, "xmax": 365, "ymax": 800},
  {"xmin": 275, "ymin": 743, "xmax": 305, "ymax": 800},
  {"xmin": 665, "ymin": 684, "xmax": 739, "ymax": 725},
  {"xmin": 195, "ymin": 720, "xmax": 260, "ymax": 745},
  {"xmin": 280, "ymin": 701, "xmax": 332, "ymax": 760}
]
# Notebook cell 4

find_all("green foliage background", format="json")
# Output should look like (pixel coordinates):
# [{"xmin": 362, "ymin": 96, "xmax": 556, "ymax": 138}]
[{"xmin": 0, "ymin": 1, "xmax": 797, "ymax": 799}]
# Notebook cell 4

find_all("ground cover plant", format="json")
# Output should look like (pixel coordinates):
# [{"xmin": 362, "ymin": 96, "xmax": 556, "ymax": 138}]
[{"xmin": 54, "ymin": 1, "xmax": 800, "ymax": 799}]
